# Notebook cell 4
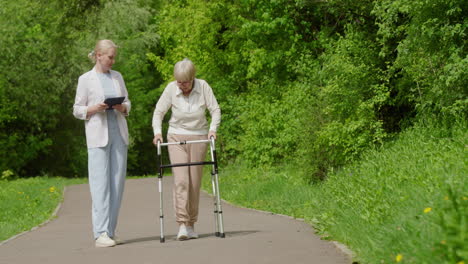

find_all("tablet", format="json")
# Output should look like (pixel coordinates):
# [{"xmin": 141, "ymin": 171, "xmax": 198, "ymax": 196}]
[{"xmin": 104, "ymin": 96, "xmax": 125, "ymax": 110}]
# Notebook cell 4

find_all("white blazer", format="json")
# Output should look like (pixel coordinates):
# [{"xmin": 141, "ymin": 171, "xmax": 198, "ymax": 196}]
[{"xmin": 73, "ymin": 67, "xmax": 131, "ymax": 148}]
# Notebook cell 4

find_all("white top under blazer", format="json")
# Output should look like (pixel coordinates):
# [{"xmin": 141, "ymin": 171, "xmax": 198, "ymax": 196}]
[{"xmin": 73, "ymin": 67, "xmax": 131, "ymax": 148}]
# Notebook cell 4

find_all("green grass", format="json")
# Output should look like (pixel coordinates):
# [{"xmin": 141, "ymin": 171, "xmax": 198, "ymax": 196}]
[
  {"xmin": 0, "ymin": 177, "xmax": 86, "ymax": 242},
  {"xmin": 203, "ymin": 122, "xmax": 467, "ymax": 264}
]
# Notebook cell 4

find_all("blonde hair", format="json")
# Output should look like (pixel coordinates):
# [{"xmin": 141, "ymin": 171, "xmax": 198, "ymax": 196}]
[
  {"xmin": 174, "ymin": 58, "xmax": 196, "ymax": 81},
  {"xmin": 88, "ymin": 39, "xmax": 118, "ymax": 63}
]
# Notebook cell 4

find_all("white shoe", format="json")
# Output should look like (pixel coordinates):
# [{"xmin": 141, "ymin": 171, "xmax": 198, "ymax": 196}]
[
  {"xmin": 187, "ymin": 226, "xmax": 199, "ymax": 239},
  {"xmin": 112, "ymin": 236, "xmax": 123, "ymax": 245},
  {"xmin": 177, "ymin": 225, "xmax": 189, "ymax": 241},
  {"xmin": 95, "ymin": 232, "xmax": 116, "ymax": 248}
]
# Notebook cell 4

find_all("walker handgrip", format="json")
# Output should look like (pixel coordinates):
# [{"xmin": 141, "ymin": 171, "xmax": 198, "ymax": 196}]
[{"xmin": 156, "ymin": 140, "xmax": 162, "ymax": 155}]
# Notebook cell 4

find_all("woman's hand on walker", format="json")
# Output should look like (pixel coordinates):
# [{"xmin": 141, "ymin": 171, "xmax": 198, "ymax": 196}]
[
  {"xmin": 153, "ymin": 134, "xmax": 163, "ymax": 145},
  {"xmin": 208, "ymin": 131, "xmax": 217, "ymax": 140}
]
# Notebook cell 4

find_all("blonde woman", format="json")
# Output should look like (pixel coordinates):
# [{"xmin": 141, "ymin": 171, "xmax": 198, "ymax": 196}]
[
  {"xmin": 73, "ymin": 40, "xmax": 131, "ymax": 247},
  {"xmin": 152, "ymin": 58, "xmax": 221, "ymax": 240}
]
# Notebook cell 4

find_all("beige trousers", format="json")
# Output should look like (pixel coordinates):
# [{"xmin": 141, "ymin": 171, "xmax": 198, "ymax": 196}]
[{"xmin": 167, "ymin": 134, "xmax": 208, "ymax": 226}]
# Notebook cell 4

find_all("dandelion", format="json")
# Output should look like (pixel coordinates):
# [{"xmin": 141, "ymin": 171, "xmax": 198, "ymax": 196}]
[
  {"xmin": 457, "ymin": 261, "xmax": 464, "ymax": 264},
  {"xmin": 396, "ymin": 254, "xmax": 403, "ymax": 262},
  {"xmin": 424, "ymin": 207, "xmax": 432, "ymax": 213},
  {"xmin": 444, "ymin": 196, "xmax": 449, "ymax": 200},
  {"xmin": 463, "ymin": 197, "xmax": 467, "ymax": 201},
  {"xmin": 49, "ymin": 186, "xmax": 56, "ymax": 193}
]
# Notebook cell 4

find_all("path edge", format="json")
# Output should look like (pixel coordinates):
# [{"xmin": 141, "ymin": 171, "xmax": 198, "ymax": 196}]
[
  {"xmin": 207, "ymin": 190, "xmax": 356, "ymax": 260},
  {"xmin": 0, "ymin": 186, "xmax": 67, "ymax": 246}
]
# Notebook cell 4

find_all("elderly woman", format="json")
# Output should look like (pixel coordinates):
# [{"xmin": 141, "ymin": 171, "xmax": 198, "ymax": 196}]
[
  {"xmin": 152, "ymin": 58, "xmax": 221, "ymax": 240},
  {"xmin": 73, "ymin": 39, "xmax": 131, "ymax": 247}
]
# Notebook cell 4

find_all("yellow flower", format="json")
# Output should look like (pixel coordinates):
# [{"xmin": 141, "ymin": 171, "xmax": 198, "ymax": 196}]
[
  {"xmin": 457, "ymin": 261, "xmax": 464, "ymax": 264},
  {"xmin": 444, "ymin": 196, "xmax": 449, "ymax": 200},
  {"xmin": 424, "ymin": 207, "xmax": 432, "ymax": 213},
  {"xmin": 440, "ymin": 240, "xmax": 446, "ymax": 245},
  {"xmin": 463, "ymin": 197, "xmax": 467, "ymax": 201},
  {"xmin": 49, "ymin": 186, "xmax": 56, "ymax": 193},
  {"xmin": 396, "ymin": 254, "xmax": 403, "ymax": 262}
]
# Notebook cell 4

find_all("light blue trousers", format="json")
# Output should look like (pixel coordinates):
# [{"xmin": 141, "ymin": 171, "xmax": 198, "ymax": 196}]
[{"xmin": 87, "ymin": 130, "xmax": 127, "ymax": 239}]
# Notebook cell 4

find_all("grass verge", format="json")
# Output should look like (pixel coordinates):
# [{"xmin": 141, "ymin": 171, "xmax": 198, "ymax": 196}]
[
  {"xmin": 0, "ymin": 177, "xmax": 85, "ymax": 242},
  {"xmin": 203, "ymin": 122, "xmax": 467, "ymax": 263}
]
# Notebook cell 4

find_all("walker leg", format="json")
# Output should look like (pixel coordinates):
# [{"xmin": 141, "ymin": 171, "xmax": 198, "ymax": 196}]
[
  {"xmin": 156, "ymin": 142, "xmax": 165, "ymax": 243},
  {"xmin": 213, "ymin": 172, "xmax": 225, "ymax": 238},
  {"xmin": 211, "ymin": 171, "xmax": 220, "ymax": 236},
  {"xmin": 158, "ymin": 176, "xmax": 165, "ymax": 243},
  {"xmin": 209, "ymin": 137, "xmax": 223, "ymax": 237}
]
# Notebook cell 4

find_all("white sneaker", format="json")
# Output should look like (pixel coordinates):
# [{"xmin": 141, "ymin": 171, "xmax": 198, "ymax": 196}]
[
  {"xmin": 95, "ymin": 232, "xmax": 116, "ymax": 248},
  {"xmin": 112, "ymin": 236, "xmax": 123, "ymax": 245},
  {"xmin": 187, "ymin": 226, "xmax": 199, "ymax": 239},
  {"xmin": 177, "ymin": 225, "xmax": 189, "ymax": 241}
]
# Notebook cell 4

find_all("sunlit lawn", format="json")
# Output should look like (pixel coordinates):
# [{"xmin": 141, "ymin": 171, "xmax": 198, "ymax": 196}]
[{"xmin": 0, "ymin": 177, "xmax": 86, "ymax": 242}]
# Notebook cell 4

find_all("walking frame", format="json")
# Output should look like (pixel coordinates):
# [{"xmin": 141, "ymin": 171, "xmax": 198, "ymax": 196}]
[{"xmin": 156, "ymin": 137, "xmax": 225, "ymax": 243}]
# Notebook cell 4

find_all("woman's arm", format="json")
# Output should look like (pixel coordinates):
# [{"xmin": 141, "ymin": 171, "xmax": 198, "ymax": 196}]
[
  {"xmin": 73, "ymin": 76, "xmax": 91, "ymax": 120},
  {"xmin": 204, "ymin": 83, "xmax": 221, "ymax": 134},
  {"xmin": 152, "ymin": 85, "xmax": 173, "ymax": 136},
  {"xmin": 73, "ymin": 75, "xmax": 109, "ymax": 120},
  {"xmin": 114, "ymin": 72, "xmax": 131, "ymax": 115}
]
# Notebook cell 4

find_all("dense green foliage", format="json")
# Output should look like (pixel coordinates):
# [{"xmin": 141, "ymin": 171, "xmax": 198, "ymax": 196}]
[
  {"xmin": 205, "ymin": 122, "xmax": 467, "ymax": 263},
  {"xmin": 1, "ymin": 0, "xmax": 465, "ymax": 179},
  {"xmin": 0, "ymin": 0, "xmax": 160, "ymax": 176}
]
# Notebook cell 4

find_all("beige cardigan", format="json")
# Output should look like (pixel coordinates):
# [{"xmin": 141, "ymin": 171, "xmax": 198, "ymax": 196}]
[
  {"xmin": 73, "ymin": 67, "xmax": 131, "ymax": 148},
  {"xmin": 152, "ymin": 79, "xmax": 221, "ymax": 136}
]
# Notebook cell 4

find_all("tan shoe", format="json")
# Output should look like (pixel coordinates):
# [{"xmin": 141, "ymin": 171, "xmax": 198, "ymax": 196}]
[{"xmin": 95, "ymin": 232, "xmax": 116, "ymax": 248}]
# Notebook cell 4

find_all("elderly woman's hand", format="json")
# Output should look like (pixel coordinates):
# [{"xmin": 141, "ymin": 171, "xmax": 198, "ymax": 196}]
[
  {"xmin": 208, "ymin": 131, "xmax": 217, "ymax": 140},
  {"xmin": 153, "ymin": 134, "xmax": 163, "ymax": 145}
]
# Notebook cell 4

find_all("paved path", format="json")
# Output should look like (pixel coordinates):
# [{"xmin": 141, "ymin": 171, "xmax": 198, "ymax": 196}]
[{"xmin": 0, "ymin": 177, "xmax": 351, "ymax": 264}]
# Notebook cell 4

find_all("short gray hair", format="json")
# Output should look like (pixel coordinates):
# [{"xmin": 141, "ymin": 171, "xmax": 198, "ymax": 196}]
[{"xmin": 174, "ymin": 58, "xmax": 196, "ymax": 81}]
